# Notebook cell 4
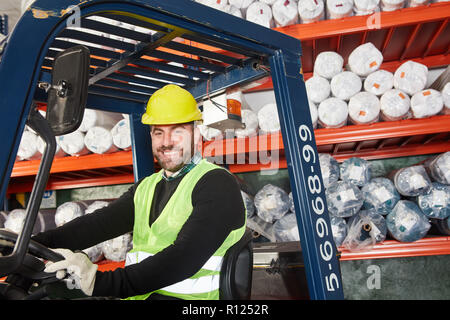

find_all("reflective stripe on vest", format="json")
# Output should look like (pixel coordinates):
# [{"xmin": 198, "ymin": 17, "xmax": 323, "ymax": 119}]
[
  {"xmin": 125, "ymin": 251, "xmax": 223, "ymax": 294},
  {"xmin": 125, "ymin": 251, "xmax": 223, "ymax": 272}
]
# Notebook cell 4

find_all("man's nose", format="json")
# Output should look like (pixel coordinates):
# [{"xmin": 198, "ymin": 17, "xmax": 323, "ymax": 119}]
[{"xmin": 162, "ymin": 132, "xmax": 174, "ymax": 147}]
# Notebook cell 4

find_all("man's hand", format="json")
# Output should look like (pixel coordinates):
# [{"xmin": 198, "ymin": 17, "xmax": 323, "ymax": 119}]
[{"xmin": 44, "ymin": 248, "xmax": 98, "ymax": 296}]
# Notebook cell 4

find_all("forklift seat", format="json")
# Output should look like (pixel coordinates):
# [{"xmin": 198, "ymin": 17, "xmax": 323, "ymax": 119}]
[{"xmin": 219, "ymin": 228, "xmax": 253, "ymax": 300}]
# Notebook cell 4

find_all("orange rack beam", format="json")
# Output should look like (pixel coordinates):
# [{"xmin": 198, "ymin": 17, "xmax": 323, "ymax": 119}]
[
  {"xmin": 11, "ymin": 150, "xmax": 133, "ymax": 177},
  {"xmin": 339, "ymin": 236, "xmax": 450, "ymax": 261},
  {"xmin": 95, "ymin": 236, "xmax": 450, "ymax": 269}
]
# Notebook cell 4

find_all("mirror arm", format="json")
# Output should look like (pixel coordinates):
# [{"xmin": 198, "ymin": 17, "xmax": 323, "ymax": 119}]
[{"xmin": 0, "ymin": 107, "xmax": 56, "ymax": 276}]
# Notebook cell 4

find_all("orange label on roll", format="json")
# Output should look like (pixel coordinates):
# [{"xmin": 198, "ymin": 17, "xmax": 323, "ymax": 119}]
[
  {"xmin": 369, "ymin": 61, "xmax": 377, "ymax": 68},
  {"xmin": 422, "ymin": 90, "xmax": 431, "ymax": 96},
  {"xmin": 359, "ymin": 110, "xmax": 367, "ymax": 116},
  {"xmin": 227, "ymin": 99, "xmax": 242, "ymax": 117},
  {"xmin": 400, "ymin": 72, "xmax": 405, "ymax": 78},
  {"xmin": 373, "ymin": 83, "xmax": 380, "ymax": 89},
  {"xmin": 398, "ymin": 92, "xmax": 406, "ymax": 99}
]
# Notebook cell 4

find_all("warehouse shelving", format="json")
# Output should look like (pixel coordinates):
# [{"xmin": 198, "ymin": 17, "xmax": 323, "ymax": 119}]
[
  {"xmin": 9, "ymin": 114, "xmax": 450, "ymax": 192},
  {"xmin": 6, "ymin": 1, "xmax": 450, "ymax": 265}
]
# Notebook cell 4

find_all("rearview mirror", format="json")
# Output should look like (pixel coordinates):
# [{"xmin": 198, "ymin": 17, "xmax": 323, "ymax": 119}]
[{"xmin": 46, "ymin": 45, "xmax": 90, "ymax": 136}]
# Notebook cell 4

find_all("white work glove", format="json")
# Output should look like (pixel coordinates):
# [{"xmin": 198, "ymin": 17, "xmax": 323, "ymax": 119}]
[{"xmin": 44, "ymin": 248, "xmax": 98, "ymax": 296}]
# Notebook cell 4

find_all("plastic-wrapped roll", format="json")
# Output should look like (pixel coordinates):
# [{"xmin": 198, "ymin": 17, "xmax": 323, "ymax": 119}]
[
  {"xmin": 410, "ymin": 89, "xmax": 444, "ymax": 119},
  {"xmin": 298, "ymin": 0, "xmax": 325, "ymax": 23},
  {"xmin": 39, "ymin": 210, "xmax": 57, "ymax": 232},
  {"xmin": 379, "ymin": 89, "xmax": 411, "ymax": 121},
  {"xmin": 4, "ymin": 209, "xmax": 45, "ymax": 235},
  {"xmin": 198, "ymin": 124, "xmax": 223, "ymax": 141},
  {"xmin": 319, "ymin": 153, "xmax": 340, "ymax": 189},
  {"xmin": 54, "ymin": 201, "xmax": 87, "ymax": 227},
  {"xmin": 380, "ymin": 0, "xmax": 405, "ymax": 10},
  {"xmin": 257, "ymin": 103, "xmax": 280, "ymax": 133},
  {"xmin": 272, "ymin": 0, "xmax": 299, "ymax": 27},
  {"xmin": 417, "ymin": 183, "xmax": 449, "ymax": 220},
  {"xmin": 318, "ymin": 98, "xmax": 348, "ymax": 128},
  {"xmin": 362, "ymin": 177, "xmax": 400, "ymax": 215},
  {"xmin": 442, "ymin": 82, "xmax": 450, "ymax": 114},
  {"xmin": 390, "ymin": 165, "xmax": 432, "ymax": 197},
  {"xmin": 78, "ymin": 109, "xmax": 123, "ymax": 133},
  {"xmin": 348, "ymin": 42, "xmax": 383, "ymax": 77},
  {"xmin": 344, "ymin": 209, "xmax": 387, "ymax": 251},
  {"xmin": 111, "ymin": 118, "xmax": 132, "ymax": 151},
  {"xmin": 353, "ymin": 0, "xmax": 380, "ymax": 15},
  {"xmin": 58, "ymin": 130, "xmax": 90, "ymax": 156},
  {"xmin": 330, "ymin": 71, "xmax": 362, "ymax": 101},
  {"xmin": 85, "ymin": 200, "xmax": 110, "ymax": 214},
  {"xmin": 0, "ymin": 211, "xmax": 7, "ymax": 228},
  {"xmin": 260, "ymin": 0, "xmax": 278, "ymax": 4},
  {"xmin": 289, "ymin": 192, "xmax": 295, "ymax": 213},
  {"xmin": 348, "ymin": 92, "xmax": 380, "ymax": 125},
  {"xmin": 305, "ymin": 75, "xmax": 330, "ymax": 104},
  {"xmin": 325, "ymin": 181, "xmax": 364, "ymax": 218},
  {"xmin": 229, "ymin": 0, "xmax": 254, "ymax": 13},
  {"xmin": 406, "ymin": 0, "xmax": 429, "ymax": 6},
  {"xmin": 309, "ymin": 100, "xmax": 318, "ymax": 128},
  {"xmin": 393, "ymin": 60, "xmax": 428, "ymax": 96},
  {"xmin": 235, "ymin": 109, "xmax": 258, "ymax": 138},
  {"xmin": 16, "ymin": 130, "xmax": 40, "ymax": 161},
  {"xmin": 364, "ymin": 70, "xmax": 394, "ymax": 96},
  {"xmin": 254, "ymin": 184, "xmax": 290, "ymax": 223},
  {"xmin": 386, "ymin": 200, "xmax": 431, "ymax": 242},
  {"xmin": 224, "ymin": 4, "xmax": 244, "ymax": 17},
  {"xmin": 246, "ymin": 2, "xmax": 274, "ymax": 28},
  {"xmin": 313, "ymin": 51, "xmax": 344, "ymax": 80},
  {"xmin": 424, "ymin": 152, "xmax": 450, "ymax": 185},
  {"xmin": 340, "ymin": 157, "xmax": 371, "ymax": 187},
  {"xmin": 37, "ymin": 136, "xmax": 67, "ymax": 158},
  {"xmin": 241, "ymin": 191, "xmax": 255, "ymax": 218},
  {"xmin": 272, "ymin": 213, "xmax": 300, "ymax": 242},
  {"xmin": 85, "ymin": 126, "xmax": 120, "ymax": 154},
  {"xmin": 331, "ymin": 216, "xmax": 348, "ymax": 247},
  {"xmin": 83, "ymin": 244, "xmax": 104, "ymax": 263},
  {"xmin": 326, "ymin": 0, "xmax": 354, "ymax": 19},
  {"xmin": 246, "ymin": 215, "xmax": 276, "ymax": 242},
  {"xmin": 102, "ymin": 233, "xmax": 133, "ymax": 262}
]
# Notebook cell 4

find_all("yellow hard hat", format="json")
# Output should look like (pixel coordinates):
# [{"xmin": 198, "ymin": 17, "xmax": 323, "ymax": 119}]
[{"xmin": 141, "ymin": 84, "xmax": 202, "ymax": 125}]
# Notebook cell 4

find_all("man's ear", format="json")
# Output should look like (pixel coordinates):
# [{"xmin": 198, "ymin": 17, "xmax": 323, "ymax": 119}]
[{"xmin": 193, "ymin": 123, "xmax": 202, "ymax": 152}]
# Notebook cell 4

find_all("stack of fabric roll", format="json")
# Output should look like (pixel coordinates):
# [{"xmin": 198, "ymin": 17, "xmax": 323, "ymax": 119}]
[
  {"xmin": 3, "ymin": 208, "xmax": 55, "ymax": 236},
  {"xmin": 320, "ymin": 152, "xmax": 449, "ymax": 251},
  {"xmin": 246, "ymin": 183, "xmax": 299, "ymax": 242},
  {"xmin": 16, "ymin": 110, "xmax": 131, "ymax": 161},
  {"xmin": 303, "ymin": 42, "xmax": 448, "ymax": 130},
  {"xmin": 196, "ymin": 0, "xmax": 434, "ymax": 28}
]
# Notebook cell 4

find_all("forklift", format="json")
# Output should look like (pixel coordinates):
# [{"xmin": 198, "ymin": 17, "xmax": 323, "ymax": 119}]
[{"xmin": 0, "ymin": 0, "xmax": 344, "ymax": 300}]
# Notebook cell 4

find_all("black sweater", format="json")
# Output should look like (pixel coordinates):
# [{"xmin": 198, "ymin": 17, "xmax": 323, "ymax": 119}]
[{"xmin": 32, "ymin": 168, "xmax": 245, "ymax": 299}]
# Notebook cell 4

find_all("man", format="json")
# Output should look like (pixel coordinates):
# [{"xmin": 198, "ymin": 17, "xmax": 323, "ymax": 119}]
[{"xmin": 33, "ymin": 84, "xmax": 247, "ymax": 300}]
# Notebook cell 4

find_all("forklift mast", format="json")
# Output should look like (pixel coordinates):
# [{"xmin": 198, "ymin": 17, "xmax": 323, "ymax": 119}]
[{"xmin": 0, "ymin": 0, "xmax": 344, "ymax": 299}]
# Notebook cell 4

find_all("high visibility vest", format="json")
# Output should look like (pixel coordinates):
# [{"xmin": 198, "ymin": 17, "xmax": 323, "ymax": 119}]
[{"xmin": 125, "ymin": 159, "xmax": 246, "ymax": 300}]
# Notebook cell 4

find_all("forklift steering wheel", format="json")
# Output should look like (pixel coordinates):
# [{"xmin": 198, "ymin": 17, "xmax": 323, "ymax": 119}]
[{"xmin": 0, "ymin": 229, "xmax": 64, "ymax": 262}]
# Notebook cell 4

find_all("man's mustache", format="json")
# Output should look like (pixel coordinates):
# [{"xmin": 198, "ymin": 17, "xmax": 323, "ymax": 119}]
[{"xmin": 157, "ymin": 146, "xmax": 183, "ymax": 153}]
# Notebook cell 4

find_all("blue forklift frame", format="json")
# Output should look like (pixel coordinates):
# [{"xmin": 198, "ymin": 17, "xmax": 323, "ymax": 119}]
[{"xmin": 0, "ymin": 0, "xmax": 344, "ymax": 300}]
